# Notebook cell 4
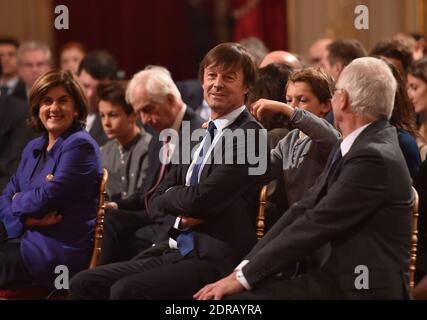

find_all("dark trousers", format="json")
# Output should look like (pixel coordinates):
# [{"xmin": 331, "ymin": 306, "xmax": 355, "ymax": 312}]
[
  {"xmin": 70, "ymin": 241, "xmax": 220, "ymax": 300},
  {"xmin": 0, "ymin": 241, "xmax": 34, "ymax": 288},
  {"xmin": 99, "ymin": 209, "xmax": 164, "ymax": 265}
]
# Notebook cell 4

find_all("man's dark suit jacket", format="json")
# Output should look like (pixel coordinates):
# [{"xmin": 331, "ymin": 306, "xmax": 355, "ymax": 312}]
[
  {"xmin": 414, "ymin": 159, "xmax": 427, "ymax": 277},
  {"xmin": 149, "ymin": 109, "xmax": 270, "ymax": 276},
  {"xmin": 89, "ymin": 113, "xmax": 109, "ymax": 147},
  {"xmin": 176, "ymin": 79, "xmax": 203, "ymax": 112},
  {"xmin": 241, "ymin": 119, "xmax": 412, "ymax": 299},
  {"xmin": 10, "ymin": 79, "xmax": 27, "ymax": 102},
  {"xmin": 0, "ymin": 94, "xmax": 34, "ymax": 191},
  {"xmin": 117, "ymin": 107, "xmax": 204, "ymax": 212}
]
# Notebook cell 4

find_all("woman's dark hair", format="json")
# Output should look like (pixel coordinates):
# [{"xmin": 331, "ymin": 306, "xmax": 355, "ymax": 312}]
[
  {"xmin": 29, "ymin": 69, "xmax": 88, "ymax": 132},
  {"xmin": 371, "ymin": 40, "xmax": 413, "ymax": 72},
  {"xmin": 247, "ymin": 63, "xmax": 292, "ymax": 130},
  {"xmin": 384, "ymin": 59, "xmax": 419, "ymax": 137},
  {"xmin": 408, "ymin": 57, "xmax": 427, "ymax": 84},
  {"xmin": 248, "ymin": 63, "xmax": 292, "ymax": 105}
]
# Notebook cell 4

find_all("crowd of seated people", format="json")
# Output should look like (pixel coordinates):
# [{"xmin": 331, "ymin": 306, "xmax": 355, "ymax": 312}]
[
  {"xmin": 97, "ymin": 66, "xmax": 204, "ymax": 265},
  {"xmin": 1, "ymin": 33, "xmax": 427, "ymax": 300},
  {"xmin": 195, "ymin": 57, "xmax": 413, "ymax": 300}
]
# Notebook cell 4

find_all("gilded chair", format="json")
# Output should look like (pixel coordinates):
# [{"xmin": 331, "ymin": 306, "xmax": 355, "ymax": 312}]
[
  {"xmin": 256, "ymin": 185, "xmax": 268, "ymax": 240},
  {"xmin": 410, "ymin": 186, "xmax": 419, "ymax": 297},
  {"xmin": 89, "ymin": 168, "xmax": 108, "ymax": 269}
]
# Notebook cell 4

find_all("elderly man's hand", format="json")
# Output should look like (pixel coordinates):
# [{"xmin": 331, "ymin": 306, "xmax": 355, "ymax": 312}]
[
  {"xmin": 193, "ymin": 271, "xmax": 245, "ymax": 300},
  {"xmin": 24, "ymin": 212, "xmax": 63, "ymax": 228}
]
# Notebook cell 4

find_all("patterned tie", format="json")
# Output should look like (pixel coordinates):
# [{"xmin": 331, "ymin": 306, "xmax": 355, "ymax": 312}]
[{"xmin": 177, "ymin": 121, "xmax": 217, "ymax": 256}]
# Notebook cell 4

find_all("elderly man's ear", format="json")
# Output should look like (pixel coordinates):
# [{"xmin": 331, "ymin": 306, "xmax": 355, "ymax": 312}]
[
  {"xmin": 340, "ymin": 90, "xmax": 350, "ymax": 112},
  {"xmin": 334, "ymin": 89, "xmax": 349, "ymax": 112},
  {"xmin": 167, "ymin": 93, "xmax": 176, "ymax": 105},
  {"xmin": 319, "ymin": 101, "xmax": 332, "ymax": 117}
]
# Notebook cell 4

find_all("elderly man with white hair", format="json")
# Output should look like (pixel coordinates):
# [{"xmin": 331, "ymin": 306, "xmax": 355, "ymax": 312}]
[{"xmin": 195, "ymin": 57, "xmax": 413, "ymax": 300}]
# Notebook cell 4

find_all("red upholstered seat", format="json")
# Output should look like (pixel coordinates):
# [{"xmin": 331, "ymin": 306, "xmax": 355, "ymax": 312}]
[{"xmin": 0, "ymin": 286, "xmax": 50, "ymax": 299}]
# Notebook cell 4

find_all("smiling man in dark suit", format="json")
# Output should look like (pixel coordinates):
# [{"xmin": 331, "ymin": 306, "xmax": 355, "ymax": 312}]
[
  {"xmin": 195, "ymin": 57, "xmax": 413, "ymax": 300},
  {"xmin": 70, "ymin": 42, "xmax": 269, "ymax": 300}
]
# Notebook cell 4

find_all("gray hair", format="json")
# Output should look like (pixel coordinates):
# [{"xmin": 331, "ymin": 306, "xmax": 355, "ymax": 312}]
[
  {"xmin": 17, "ymin": 41, "xmax": 52, "ymax": 65},
  {"xmin": 336, "ymin": 57, "xmax": 397, "ymax": 120},
  {"xmin": 126, "ymin": 65, "xmax": 182, "ymax": 105}
]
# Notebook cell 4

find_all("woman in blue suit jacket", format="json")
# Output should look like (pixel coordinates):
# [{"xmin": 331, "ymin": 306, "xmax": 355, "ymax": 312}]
[{"xmin": 0, "ymin": 69, "xmax": 102, "ymax": 289}]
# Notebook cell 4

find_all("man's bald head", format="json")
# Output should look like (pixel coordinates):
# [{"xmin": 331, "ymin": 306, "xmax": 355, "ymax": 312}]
[{"xmin": 259, "ymin": 50, "xmax": 301, "ymax": 69}]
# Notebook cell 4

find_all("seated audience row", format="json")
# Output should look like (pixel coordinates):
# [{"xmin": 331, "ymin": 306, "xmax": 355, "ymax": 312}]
[{"xmin": 0, "ymin": 37, "xmax": 426, "ymax": 300}]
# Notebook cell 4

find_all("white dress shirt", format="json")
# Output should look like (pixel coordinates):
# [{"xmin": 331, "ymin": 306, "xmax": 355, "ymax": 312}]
[
  {"xmin": 86, "ymin": 114, "xmax": 96, "ymax": 132},
  {"xmin": 169, "ymin": 105, "xmax": 246, "ymax": 249}
]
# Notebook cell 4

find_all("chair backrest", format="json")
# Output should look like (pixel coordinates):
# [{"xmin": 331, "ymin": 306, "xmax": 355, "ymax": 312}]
[
  {"xmin": 89, "ymin": 168, "xmax": 109, "ymax": 269},
  {"xmin": 410, "ymin": 186, "xmax": 419, "ymax": 295},
  {"xmin": 256, "ymin": 185, "xmax": 268, "ymax": 240}
]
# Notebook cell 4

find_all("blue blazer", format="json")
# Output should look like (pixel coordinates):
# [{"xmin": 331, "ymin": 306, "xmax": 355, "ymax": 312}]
[{"xmin": 0, "ymin": 127, "xmax": 102, "ymax": 289}]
